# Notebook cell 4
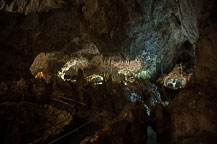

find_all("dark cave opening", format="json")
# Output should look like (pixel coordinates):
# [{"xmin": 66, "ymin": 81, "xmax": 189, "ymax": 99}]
[{"xmin": 175, "ymin": 41, "xmax": 194, "ymax": 73}]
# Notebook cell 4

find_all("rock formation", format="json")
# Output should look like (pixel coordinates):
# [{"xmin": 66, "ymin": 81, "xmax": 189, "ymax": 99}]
[{"xmin": 0, "ymin": 0, "xmax": 217, "ymax": 143}]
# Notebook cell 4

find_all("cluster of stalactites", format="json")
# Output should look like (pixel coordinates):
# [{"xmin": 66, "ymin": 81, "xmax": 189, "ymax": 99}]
[
  {"xmin": 102, "ymin": 55, "xmax": 144, "ymax": 82},
  {"xmin": 58, "ymin": 57, "xmax": 89, "ymax": 81}
]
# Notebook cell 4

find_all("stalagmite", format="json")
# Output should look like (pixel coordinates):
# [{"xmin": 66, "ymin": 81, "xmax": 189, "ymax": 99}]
[
  {"xmin": 103, "ymin": 56, "xmax": 105, "ymax": 63},
  {"xmin": 0, "ymin": 0, "xmax": 5, "ymax": 9},
  {"xmin": 109, "ymin": 57, "xmax": 112, "ymax": 73}
]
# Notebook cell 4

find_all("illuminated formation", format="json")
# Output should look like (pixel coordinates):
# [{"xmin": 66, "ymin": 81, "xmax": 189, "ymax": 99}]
[
  {"xmin": 86, "ymin": 74, "xmax": 104, "ymax": 85},
  {"xmin": 111, "ymin": 58, "xmax": 143, "ymax": 77},
  {"xmin": 58, "ymin": 57, "xmax": 89, "ymax": 81},
  {"xmin": 163, "ymin": 64, "xmax": 192, "ymax": 89},
  {"xmin": 35, "ymin": 72, "xmax": 51, "ymax": 84}
]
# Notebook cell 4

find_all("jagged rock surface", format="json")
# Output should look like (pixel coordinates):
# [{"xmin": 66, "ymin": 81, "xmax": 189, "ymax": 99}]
[
  {"xmin": 195, "ymin": 0, "xmax": 217, "ymax": 85},
  {"xmin": 1, "ymin": 0, "xmax": 64, "ymax": 15},
  {"xmin": 0, "ymin": 102, "xmax": 72, "ymax": 144},
  {"xmin": 169, "ymin": 85, "xmax": 217, "ymax": 143}
]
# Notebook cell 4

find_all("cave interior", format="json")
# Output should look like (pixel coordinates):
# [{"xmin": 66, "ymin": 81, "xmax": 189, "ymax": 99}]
[{"xmin": 0, "ymin": 0, "xmax": 217, "ymax": 144}]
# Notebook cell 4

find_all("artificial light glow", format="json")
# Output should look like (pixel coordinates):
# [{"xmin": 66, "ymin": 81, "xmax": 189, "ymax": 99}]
[
  {"xmin": 86, "ymin": 74, "xmax": 104, "ymax": 85},
  {"xmin": 58, "ymin": 57, "xmax": 89, "ymax": 81},
  {"xmin": 163, "ymin": 64, "xmax": 192, "ymax": 89},
  {"xmin": 35, "ymin": 72, "xmax": 51, "ymax": 84},
  {"xmin": 111, "ymin": 58, "xmax": 143, "ymax": 82}
]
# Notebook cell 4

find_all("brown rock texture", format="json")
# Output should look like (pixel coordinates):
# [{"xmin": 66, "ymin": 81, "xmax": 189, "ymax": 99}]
[
  {"xmin": 0, "ymin": 102, "xmax": 72, "ymax": 144},
  {"xmin": 2, "ymin": 0, "xmax": 64, "ymax": 15},
  {"xmin": 195, "ymin": 0, "xmax": 217, "ymax": 84},
  {"xmin": 169, "ymin": 85, "xmax": 217, "ymax": 143}
]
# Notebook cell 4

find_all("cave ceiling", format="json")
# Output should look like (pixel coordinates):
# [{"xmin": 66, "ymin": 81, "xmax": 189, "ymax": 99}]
[{"xmin": 0, "ymin": 0, "xmax": 210, "ymax": 81}]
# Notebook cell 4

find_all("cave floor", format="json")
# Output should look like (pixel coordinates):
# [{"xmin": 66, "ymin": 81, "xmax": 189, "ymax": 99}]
[{"xmin": 0, "ymin": 76, "xmax": 217, "ymax": 144}]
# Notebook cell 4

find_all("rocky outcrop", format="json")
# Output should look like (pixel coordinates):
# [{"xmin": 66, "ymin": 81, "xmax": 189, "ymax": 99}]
[
  {"xmin": 0, "ymin": 102, "xmax": 72, "ymax": 144},
  {"xmin": 169, "ymin": 85, "xmax": 217, "ymax": 143},
  {"xmin": 124, "ymin": 0, "xmax": 202, "ymax": 78},
  {"xmin": 195, "ymin": 0, "xmax": 217, "ymax": 85},
  {"xmin": 29, "ymin": 34, "xmax": 144, "ymax": 83},
  {"xmin": 1, "ymin": 0, "xmax": 64, "ymax": 15}
]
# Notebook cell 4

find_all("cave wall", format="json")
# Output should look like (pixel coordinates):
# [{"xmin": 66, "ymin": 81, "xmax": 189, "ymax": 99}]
[
  {"xmin": 125, "ymin": 0, "xmax": 202, "ymax": 78},
  {"xmin": 0, "ymin": 9, "xmax": 80, "ymax": 81},
  {"xmin": 170, "ymin": 85, "xmax": 217, "ymax": 143},
  {"xmin": 73, "ymin": 0, "xmax": 202, "ymax": 76},
  {"xmin": 195, "ymin": 0, "xmax": 217, "ymax": 84},
  {"xmin": 169, "ymin": 1, "xmax": 217, "ymax": 142},
  {"xmin": 0, "ymin": 0, "xmax": 65, "ymax": 15}
]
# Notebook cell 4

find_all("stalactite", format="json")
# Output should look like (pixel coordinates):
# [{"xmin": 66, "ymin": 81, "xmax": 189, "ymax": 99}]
[
  {"xmin": 110, "ymin": 57, "xmax": 112, "ymax": 73},
  {"xmin": 103, "ymin": 56, "xmax": 105, "ymax": 63}
]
